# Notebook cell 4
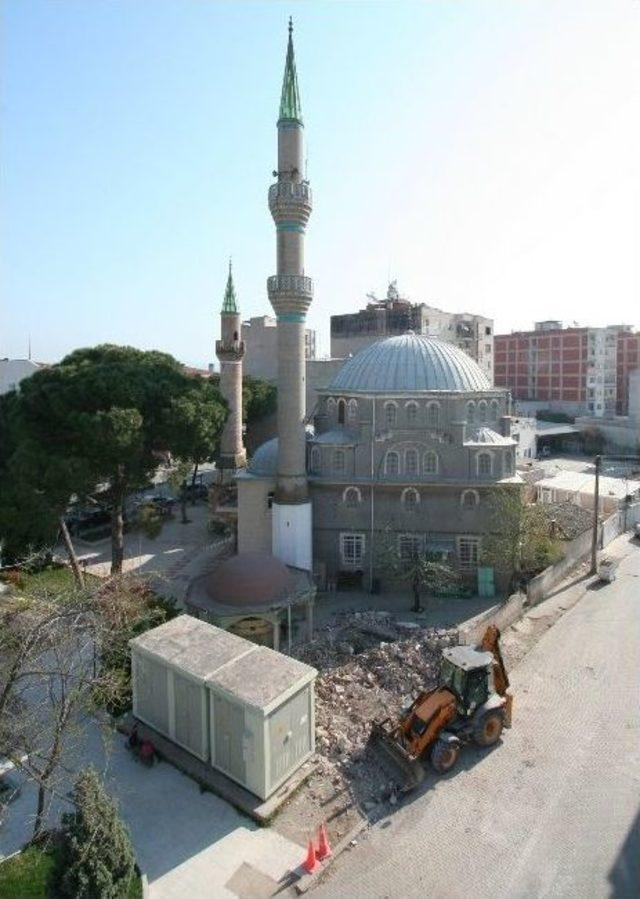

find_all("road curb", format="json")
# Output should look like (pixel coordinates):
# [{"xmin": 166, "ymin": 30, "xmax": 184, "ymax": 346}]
[{"xmin": 295, "ymin": 816, "xmax": 369, "ymax": 894}]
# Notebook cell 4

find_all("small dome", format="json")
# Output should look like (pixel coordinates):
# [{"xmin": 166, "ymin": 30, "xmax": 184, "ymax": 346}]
[
  {"xmin": 206, "ymin": 552, "xmax": 295, "ymax": 608},
  {"xmin": 247, "ymin": 438, "xmax": 278, "ymax": 476},
  {"xmin": 328, "ymin": 333, "xmax": 491, "ymax": 394}
]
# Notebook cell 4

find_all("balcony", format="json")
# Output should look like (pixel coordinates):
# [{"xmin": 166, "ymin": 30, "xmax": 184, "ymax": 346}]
[
  {"xmin": 215, "ymin": 339, "xmax": 245, "ymax": 362},
  {"xmin": 267, "ymin": 275, "xmax": 314, "ymax": 315},
  {"xmin": 268, "ymin": 181, "xmax": 312, "ymax": 226}
]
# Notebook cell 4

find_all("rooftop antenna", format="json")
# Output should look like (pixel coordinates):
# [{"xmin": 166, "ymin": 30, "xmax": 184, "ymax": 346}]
[{"xmin": 28, "ymin": 334, "xmax": 32, "ymax": 361}]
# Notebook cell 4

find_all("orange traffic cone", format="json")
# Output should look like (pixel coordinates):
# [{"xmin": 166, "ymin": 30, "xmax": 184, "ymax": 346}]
[
  {"xmin": 302, "ymin": 838, "xmax": 320, "ymax": 875},
  {"xmin": 316, "ymin": 822, "xmax": 332, "ymax": 862}
]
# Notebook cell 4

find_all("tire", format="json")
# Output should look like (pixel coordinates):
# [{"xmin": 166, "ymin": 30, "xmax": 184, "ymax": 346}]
[
  {"xmin": 430, "ymin": 739, "xmax": 461, "ymax": 774},
  {"xmin": 473, "ymin": 710, "xmax": 504, "ymax": 747}
]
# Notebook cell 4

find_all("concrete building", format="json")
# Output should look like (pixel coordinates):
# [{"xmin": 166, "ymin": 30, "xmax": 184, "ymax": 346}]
[
  {"xmin": 536, "ymin": 470, "xmax": 640, "ymax": 515},
  {"xmin": 495, "ymin": 322, "xmax": 640, "ymax": 418},
  {"xmin": 510, "ymin": 416, "xmax": 537, "ymax": 462},
  {"xmin": 242, "ymin": 315, "xmax": 316, "ymax": 383},
  {"xmin": 330, "ymin": 281, "xmax": 494, "ymax": 383},
  {"xmin": 215, "ymin": 263, "xmax": 247, "ymax": 470},
  {"xmin": 575, "ymin": 369, "xmax": 640, "ymax": 452},
  {"xmin": 0, "ymin": 358, "xmax": 41, "ymax": 395}
]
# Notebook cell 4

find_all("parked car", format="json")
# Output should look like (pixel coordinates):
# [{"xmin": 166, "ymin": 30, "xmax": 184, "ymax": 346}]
[{"xmin": 183, "ymin": 483, "xmax": 209, "ymax": 502}]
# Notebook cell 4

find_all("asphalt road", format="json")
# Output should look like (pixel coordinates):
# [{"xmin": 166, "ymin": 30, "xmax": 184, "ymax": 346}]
[{"xmin": 314, "ymin": 534, "xmax": 640, "ymax": 899}]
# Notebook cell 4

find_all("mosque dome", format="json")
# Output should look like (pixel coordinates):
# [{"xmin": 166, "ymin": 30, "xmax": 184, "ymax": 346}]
[
  {"xmin": 328, "ymin": 333, "xmax": 491, "ymax": 394},
  {"xmin": 247, "ymin": 438, "xmax": 279, "ymax": 476},
  {"xmin": 204, "ymin": 552, "xmax": 295, "ymax": 608}
]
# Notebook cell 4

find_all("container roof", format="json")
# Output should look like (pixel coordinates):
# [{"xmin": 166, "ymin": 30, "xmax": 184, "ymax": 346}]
[
  {"xmin": 131, "ymin": 616, "xmax": 316, "ymax": 713},
  {"xmin": 442, "ymin": 645, "xmax": 494, "ymax": 671},
  {"xmin": 327, "ymin": 333, "xmax": 492, "ymax": 395}
]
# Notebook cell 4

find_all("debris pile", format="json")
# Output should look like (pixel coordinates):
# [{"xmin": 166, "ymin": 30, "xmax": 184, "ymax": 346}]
[{"xmin": 294, "ymin": 610, "xmax": 458, "ymax": 808}]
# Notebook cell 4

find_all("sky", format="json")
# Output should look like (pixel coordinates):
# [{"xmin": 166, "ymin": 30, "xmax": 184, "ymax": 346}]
[{"xmin": 2, "ymin": 0, "xmax": 639, "ymax": 368}]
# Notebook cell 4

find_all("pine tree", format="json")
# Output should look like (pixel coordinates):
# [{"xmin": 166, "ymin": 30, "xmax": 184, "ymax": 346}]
[{"xmin": 59, "ymin": 767, "xmax": 137, "ymax": 899}]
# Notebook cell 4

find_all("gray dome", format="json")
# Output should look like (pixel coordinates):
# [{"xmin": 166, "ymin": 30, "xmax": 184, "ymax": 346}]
[
  {"xmin": 328, "ymin": 333, "xmax": 491, "ymax": 394},
  {"xmin": 247, "ymin": 438, "xmax": 278, "ymax": 476}
]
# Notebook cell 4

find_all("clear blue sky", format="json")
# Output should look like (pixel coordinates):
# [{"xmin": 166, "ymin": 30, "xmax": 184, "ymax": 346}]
[{"xmin": 2, "ymin": 0, "xmax": 638, "ymax": 367}]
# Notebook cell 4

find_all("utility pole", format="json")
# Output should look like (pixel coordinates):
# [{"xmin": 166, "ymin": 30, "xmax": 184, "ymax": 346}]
[{"xmin": 590, "ymin": 452, "xmax": 640, "ymax": 574}]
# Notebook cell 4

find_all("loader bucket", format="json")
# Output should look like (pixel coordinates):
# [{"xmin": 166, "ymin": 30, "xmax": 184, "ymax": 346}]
[{"xmin": 369, "ymin": 721, "xmax": 425, "ymax": 792}]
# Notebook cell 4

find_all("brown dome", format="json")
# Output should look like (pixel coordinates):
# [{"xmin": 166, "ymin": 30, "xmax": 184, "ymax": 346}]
[{"xmin": 205, "ymin": 552, "xmax": 295, "ymax": 608}]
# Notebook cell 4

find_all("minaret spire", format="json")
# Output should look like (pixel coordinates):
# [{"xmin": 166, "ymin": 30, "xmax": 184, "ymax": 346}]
[
  {"xmin": 279, "ymin": 17, "xmax": 303, "ymax": 124},
  {"xmin": 221, "ymin": 257, "xmax": 238, "ymax": 314}
]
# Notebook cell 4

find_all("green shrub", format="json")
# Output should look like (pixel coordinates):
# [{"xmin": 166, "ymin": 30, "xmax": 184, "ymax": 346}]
[{"xmin": 58, "ymin": 768, "xmax": 136, "ymax": 899}]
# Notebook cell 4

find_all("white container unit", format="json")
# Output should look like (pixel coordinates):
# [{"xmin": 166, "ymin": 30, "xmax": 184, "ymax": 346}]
[{"xmin": 131, "ymin": 616, "xmax": 317, "ymax": 800}]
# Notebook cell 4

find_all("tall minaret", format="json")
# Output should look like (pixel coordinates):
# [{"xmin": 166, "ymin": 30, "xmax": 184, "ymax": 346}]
[
  {"xmin": 215, "ymin": 261, "xmax": 246, "ymax": 471},
  {"xmin": 267, "ymin": 19, "xmax": 313, "ymax": 571}
]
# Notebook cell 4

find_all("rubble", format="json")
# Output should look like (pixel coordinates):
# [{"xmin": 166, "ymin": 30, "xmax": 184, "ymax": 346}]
[{"xmin": 293, "ymin": 610, "xmax": 458, "ymax": 809}]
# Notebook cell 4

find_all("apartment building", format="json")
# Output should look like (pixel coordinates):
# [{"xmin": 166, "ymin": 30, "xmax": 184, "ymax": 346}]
[
  {"xmin": 494, "ymin": 322, "xmax": 640, "ymax": 418},
  {"xmin": 241, "ymin": 315, "xmax": 316, "ymax": 383},
  {"xmin": 330, "ymin": 282, "xmax": 494, "ymax": 382}
]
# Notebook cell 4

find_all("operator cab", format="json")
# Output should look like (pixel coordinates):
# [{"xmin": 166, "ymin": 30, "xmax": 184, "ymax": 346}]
[{"xmin": 441, "ymin": 646, "xmax": 495, "ymax": 715}]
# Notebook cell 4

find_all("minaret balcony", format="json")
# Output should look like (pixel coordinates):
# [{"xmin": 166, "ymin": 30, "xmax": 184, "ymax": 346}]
[
  {"xmin": 215, "ymin": 339, "xmax": 245, "ymax": 362},
  {"xmin": 267, "ymin": 274, "xmax": 313, "ymax": 315},
  {"xmin": 268, "ymin": 181, "xmax": 312, "ymax": 227}
]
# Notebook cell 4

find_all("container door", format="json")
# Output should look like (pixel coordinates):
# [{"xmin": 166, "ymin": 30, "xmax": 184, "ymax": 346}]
[
  {"xmin": 214, "ymin": 694, "xmax": 246, "ymax": 784},
  {"xmin": 269, "ymin": 688, "xmax": 311, "ymax": 788}
]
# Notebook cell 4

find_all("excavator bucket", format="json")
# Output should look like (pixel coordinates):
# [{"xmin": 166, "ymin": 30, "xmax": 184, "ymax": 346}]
[{"xmin": 369, "ymin": 719, "xmax": 425, "ymax": 792}]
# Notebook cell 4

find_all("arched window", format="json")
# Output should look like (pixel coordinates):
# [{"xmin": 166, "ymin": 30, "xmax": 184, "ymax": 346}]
[
  {"xmin": 427, "ymin": 402, "xmax": 440, "ymax": 428},
  {"xmin": 310, "ymin": 447, "xmax": 321, "ymax": 474},
  {"xmin": 385, "ymin": 451, "xmax": 400, "ymax": 476},
  {"xmin": 504, "ymin": 452, "xmax": 513, "ymax": 475},
  {"xmin": 343, "ymin": 486, "xmax": 361, "ymax": 508},
  {"xmin": 478, "ymin": 401, "xmax": 487, "ymax": 423},
  {"xmin": 466, "ymin": 401, "xmax": 476, "ymax": 424},
  {"xmin": 337, "ymin": 399, "xmax": 346, "ymax": 425},
  {"xmin": 490, "ymin": 400, "xmax": 500, "ymax": 422},
  {"xmin": 402, "ymin": 488, "xmax": 419, "ymax": 511},
  {"xmin": 423, "ymin": 450, "xmax": 438, "ymax": 474},
  {"xmin": 477, "ymin": 452, "xmax": 492, "ymax": 476},
  {"xmin": 405, "ymin": 449, "xmax": 419, "ymax": 476},
  {"xmin": 347, "ymin": 399, "xmax": 358, "ymax": 423},
  {"xmin": 333, "ymin": 449, "xmax": 345, "ymax": 473},
  {"xmin": 384, "ymin": 402, "xmax": 397, "ymax": 428},
  {"xmin": 406, "ymin": 402, "xmax": 419, "ymax": 426},
  {"xmin": 326, "ymin": 397, "xmax": 336, "ymax": 417},
  {"xmin": 461, "ymin": 489, "xmax": 479, "ymax": 509}
]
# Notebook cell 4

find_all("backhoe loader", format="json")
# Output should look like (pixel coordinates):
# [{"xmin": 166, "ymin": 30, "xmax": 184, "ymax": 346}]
[{"xmin": 371, "ymin": 625, "xmax": 512, "ymax": 789}]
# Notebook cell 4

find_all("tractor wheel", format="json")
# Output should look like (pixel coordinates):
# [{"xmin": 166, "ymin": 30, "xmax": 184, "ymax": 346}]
[
  {"xmin": 430, "ymin": 739, "xmax": 461, "ymax": 775},
  {"xmin": 473, "ymin": 710, "xmax": 504, "ymax": 747}
]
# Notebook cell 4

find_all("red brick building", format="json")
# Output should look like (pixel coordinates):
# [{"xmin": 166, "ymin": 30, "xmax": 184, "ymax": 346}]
[{"xmin": 494, "ymin": 322, "xmax": 640, "ymax": 417}]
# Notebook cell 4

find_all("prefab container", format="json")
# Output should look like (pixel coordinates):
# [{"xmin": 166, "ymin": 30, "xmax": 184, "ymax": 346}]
[{"xmin": 130, "ymin": 616, "xmax": 316, "ymax": 799}]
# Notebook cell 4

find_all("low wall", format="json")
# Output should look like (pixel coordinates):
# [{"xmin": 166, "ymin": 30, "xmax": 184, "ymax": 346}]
[
  {"xmin": 601, "ymin": 510, "xmax": 622, "ymax": 548},
  {"xmin": 459, "ymin": 592, "xmax": 527, "ymax": 646},
  {"xmin": 526, "ymin": 528, "xmax": 593, "ymax": 605}
]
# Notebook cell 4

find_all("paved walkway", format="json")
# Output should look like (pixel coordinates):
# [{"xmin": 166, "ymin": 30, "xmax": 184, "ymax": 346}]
[
  {"xmin": 313, "ymin": 532, "xmax": 640, "ymax": 898},
  {"xmin": 1, "ymin": 724, "xmax": 304, "ymax": 898}
]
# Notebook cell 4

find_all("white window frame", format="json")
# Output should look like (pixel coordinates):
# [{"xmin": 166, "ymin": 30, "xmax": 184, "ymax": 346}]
[
  {"xmin": 333, "ymin": 449, "xmax": 345, "ymax": 473},
  {"xmin": 405, "ymin": 401, "xmax": 419, "ymax": 426},
  {"xmin": 398, "ymin": 532, "xmax": 424, "ymax": 562},
  {"xmin": 478, "ymin": 400, "xmax": 488, "ymax": 423},
  {"xmin": 347, "ymin": 398, "xmax": 358, "ymax": 423},
  {"xmin": 340, "ymin": 532, "xmax": 365, "ymax": 570},
  {"xmin": 385, "ymin": 451, "xmax": 400, "ymax": 476},
  {"xmin": 460, "ymin": 489, "xmax": 479, "ymax": 509},
  {"xmin": 402, "ymin": 487, "xmax": 420, "ymax": 511},
  {"xmin": 423, "ymin": 450, "xmax": 439, "ymax": 475},
  {"xmin": 427, "ymin": 401, "xmax": 440, "ymax": 428},
  {"xmin": 384, "ymin": 401, "xmax": 398, "ymax": 428},
  {"xmin": 458, "ymin": 536, "xmax": 480, "ymax": 571},
  {"xmin": 477, "ymin": 451, "xmax": 493, "ymax": 476},
  {"xmin": 342, "ymin": 486, "xmax": 361, "ymax": 508},
  {"xmin": 405, "ymin": 448, "xmax": 419, "ymax": 477},
  {"xmin": 326, "ymin": 397, "xmax": 336, "ymax": 415}
]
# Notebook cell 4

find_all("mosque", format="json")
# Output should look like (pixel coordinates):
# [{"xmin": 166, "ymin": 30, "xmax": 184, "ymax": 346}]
[{"xmin": 208, "ymin": 22, "xmax": 518, "ymax": 628}]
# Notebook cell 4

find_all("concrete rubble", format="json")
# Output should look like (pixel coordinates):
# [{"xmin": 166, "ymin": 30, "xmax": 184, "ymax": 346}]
[{"xmin": 293, "ymin": 610, "xmax": 458, "ymax": 810}]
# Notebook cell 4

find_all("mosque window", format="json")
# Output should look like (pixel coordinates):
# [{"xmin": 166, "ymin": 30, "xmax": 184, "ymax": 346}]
[
  {"xmin": 405, "ymin": 449, "xmax": 419, "ymax": 476},
  {"xmin": 347, "ymin": 399, "xmax": 358, "ymax": 423},
  {"xmin": 490, "ymin": 400, "xmax": 500, "ymax": 422},
  {"xmin": 385, "ymin": 451, "xmax": 400, "ymax": 476},
  {"xmin": 327, "ymin": 397, "xmax": 336, "ymax": 417},
  {"xmin": 398, "ymin": 533, "xmax": 424, "ymax": 561},
  {"xmin": 384, "ymin": 402, "xmax": 397, "ymax": 428},
  {"xmin": 423, "ymin": 451, "xmax": 438, "ymax": 475},
  {"xmin": 458, "ymin": 536, "xmax": 480, "ymax": 571},
  {"xmin": 477, "ymin": 452, "xmax": 492, "ymax": 476},
  {"xmin": 466, "ymin": 401, "xmax": 476, "ymax": 424},
  {"xmin": 337, "ymin": 399, "xmax": 346, "ymax": 424},
  {"xmin": 427, "ymin": 402, "xmax": 440, "ymax": 428},
  {"xmin": 402, "ymin": 488, "xmax": 420, "ymax": 512},
  {"xmin": 406, "ymin": 402, "xmax": 419, "ymax": 426},
  {"xmin": 478, "ymin": 401, "xmax": 487, "ymax": 423},
  {"xmin": 333, "ymin": 450, "xmax": 345, "ymax": 473},
  {"xmin": 310, "ymin": 447, "xmax": 321, "ymax": 474},
  {"xmin": 504, "ymin": 453, "xmax": 514, "ymax": 475},
  {"xmin": 340, "ymin": 533, "xmax": 365, "ymax": 569},
  {"xmin": 343, "ymin": 486, "xmax": 361, "ymax": 508},
  {"xmin": 461, "ymin": 489, "xmax": 479, "ymax": 509}
]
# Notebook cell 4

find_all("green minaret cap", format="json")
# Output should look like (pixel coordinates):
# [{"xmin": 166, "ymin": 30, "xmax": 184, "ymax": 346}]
[
  {"xmin": 278, "ymin": 18, "xmax": 303, "ymax": 125},
  {"xmin": 221, "ymin": 259, "xmax": 238, "ymax": 314}
]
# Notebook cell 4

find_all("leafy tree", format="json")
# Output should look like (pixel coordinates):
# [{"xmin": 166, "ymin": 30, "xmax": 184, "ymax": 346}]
[
  {"xmin": 208, "ymin": 373, "xmax": 277, "ymax": 426},
  {"xmin": 58, "ymin": 767, "xmax": 136, "ymax": 899},
  {"xmin": 381, "ymin": 533, "xmax": 461, "ymax": 613},
  {"xmin": 482, "ymin": 488, "xmax": 564, "ymax": 591},
  {"xmin": 4, "ymin": 345, "xmax": 227, "ymax": 574}
]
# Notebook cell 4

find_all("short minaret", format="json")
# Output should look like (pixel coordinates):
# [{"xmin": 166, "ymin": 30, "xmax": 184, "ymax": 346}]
[
  {"xmin": 267, "ymin": 20, "xmax": 313, "ymax": 570},
  {"xmin": 215, "ymin": 261, "xmax": 247, "ymax": 471}
]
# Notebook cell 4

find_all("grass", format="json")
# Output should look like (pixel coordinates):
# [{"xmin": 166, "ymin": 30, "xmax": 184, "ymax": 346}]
[
  {"xmin": 0, "ymin": 844, "xmax": 143, "ymax": 898},
  {"xmin": 1, "ymin": 565, "xmax": 101, "ymax": 599}
]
